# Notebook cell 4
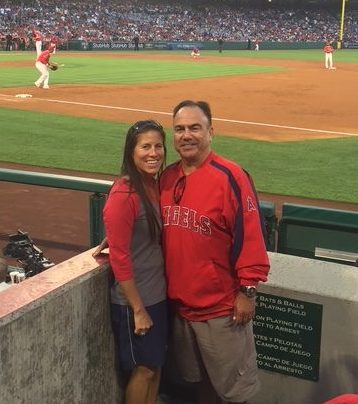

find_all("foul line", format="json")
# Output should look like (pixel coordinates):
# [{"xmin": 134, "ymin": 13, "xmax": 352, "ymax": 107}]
[{"xmin": 1, "ymin": 93, "xmax": 357, "ymax": 137}]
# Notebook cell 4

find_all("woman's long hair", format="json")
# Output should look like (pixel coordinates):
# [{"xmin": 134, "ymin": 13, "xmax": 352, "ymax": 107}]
[{"xmin": 121, "ymin": 120, "xmax": 167, "ymax": 241}]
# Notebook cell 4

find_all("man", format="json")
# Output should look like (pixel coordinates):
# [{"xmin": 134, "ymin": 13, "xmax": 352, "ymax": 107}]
[
  {"xmin": 48, "ymin": 34, "xmax": 59, "ymax": 54},
  {"xmin": 323, "ymin": 41, "xmax": 335, "ymax": 69},
  {"xmin": 5, "ymin": 33, "xmax": 12, "ymax": 51},
  {"xmin": 160, "ymin": 100, "xmax": 270, "ymax": 404},
  {"xmin": 218, "ymin": 38, "xmax": 224, "ymax": 53},
  {"xmin": 191, "ymin": 47, "xmax": 200, "ymax": 59},
  {"xmin": 133, "ymin": 35, "xmax": 139, "ymax": 51},
  {"xmin": 34, "ymin": 47, "xmax": 55, "ymax": 89}
]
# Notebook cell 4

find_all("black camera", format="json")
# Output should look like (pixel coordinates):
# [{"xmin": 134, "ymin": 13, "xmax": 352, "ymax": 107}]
[{"xmin": 3, "ymin": 230, "xmax": 55, "ymax": 279}]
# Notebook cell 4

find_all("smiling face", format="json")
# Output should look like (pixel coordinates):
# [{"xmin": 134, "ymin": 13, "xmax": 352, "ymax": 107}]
[
  {"xmin": 133, "ymin": 130, "xmax": 165, "ymax": 177},
  {"xmin": 173, "ymin": 105, "xmax": 213, "ymax": 168}
]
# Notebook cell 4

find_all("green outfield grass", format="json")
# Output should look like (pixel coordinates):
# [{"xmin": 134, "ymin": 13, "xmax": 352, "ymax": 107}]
[
  {"xmin": 0, "ymin": 49, "xmax": 357, "ymax": 203},
  {"xmin": 1, "ymin": 49, "xmax": 357, "ymax": 87},
  {"xmin": 0, "ymin": 108, "xmax": 357, "ymax": 203},
  {"xmin": 0, "ymin": 52, "xmax": 282, "ymax": 87}
]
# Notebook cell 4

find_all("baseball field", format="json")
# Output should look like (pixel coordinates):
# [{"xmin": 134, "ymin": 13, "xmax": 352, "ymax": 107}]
[{"xmin": 0, "ymin": 49, "xmax": 357, "ymax": 261}]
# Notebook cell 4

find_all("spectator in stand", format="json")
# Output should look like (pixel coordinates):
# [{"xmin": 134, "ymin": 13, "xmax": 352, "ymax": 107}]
[
  {"xmin": 218, "ymin": 38, "xmax": 223, "ymax": 53},
  {"xmin": 133, "ymin": 34, "xmax": 139, "ymax": 51},
  {"xmin": 0, "ymin": 1, "xmax": 357, "ymax": 44},
  {"xmin": 19, "ymin": 37, "xmax": 26, "ymax": 51},
  {"xmin": 32, "ymin": 27, "xmax": 43, "ymax": 57},
  {"xmin": 160, "ymin": 100, "xmax": 270, "ymax": 404},
  {"xmin": 94, "ymin": 120, "xmax": 168, "ymax": 404},
  {"xmin": 47, "ymin": 34, "xmax": 59, "ymax": 53},
  {"xmin": 5, "ymin": 33, "xmax": 13, "ymax": 51}
]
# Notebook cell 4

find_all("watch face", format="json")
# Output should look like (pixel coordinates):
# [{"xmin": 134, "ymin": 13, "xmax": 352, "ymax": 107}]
[{"xmin": 241, "ymin": 286, "xmax": 257, "ymax": 298}]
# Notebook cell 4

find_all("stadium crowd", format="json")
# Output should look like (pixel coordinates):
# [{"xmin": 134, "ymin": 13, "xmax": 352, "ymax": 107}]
[{"xmin": 1, "ymin": 0, "xmax": 357, "ymax": 48}]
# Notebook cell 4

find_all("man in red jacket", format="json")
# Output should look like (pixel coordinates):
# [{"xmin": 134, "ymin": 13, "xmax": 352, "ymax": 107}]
[{"xmin": 160, "ymin": 100, "xmax": 270, "ymax": 404}]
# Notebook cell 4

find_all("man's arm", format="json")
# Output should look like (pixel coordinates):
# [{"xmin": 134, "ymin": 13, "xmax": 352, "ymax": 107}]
[{"xmin": 224, "ymin": 167, "xmax": 270, "ymax": 324}]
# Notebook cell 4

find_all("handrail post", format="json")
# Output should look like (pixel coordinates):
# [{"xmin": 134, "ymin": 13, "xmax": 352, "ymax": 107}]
[{"xmin": 89, "ymin": 193, "xmax": 107, "ymax": 247}]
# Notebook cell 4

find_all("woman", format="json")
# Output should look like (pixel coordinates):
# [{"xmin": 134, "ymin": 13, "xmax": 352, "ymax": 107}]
[{"xmin": 96, "ymin": 120, "xmax": 167, "ymax": 404}]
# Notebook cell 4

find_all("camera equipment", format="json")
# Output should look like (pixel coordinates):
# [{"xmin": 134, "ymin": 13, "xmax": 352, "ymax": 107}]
[{"xmin": 2, "ymin": 230, "xmax": 55, "ymax": 279}]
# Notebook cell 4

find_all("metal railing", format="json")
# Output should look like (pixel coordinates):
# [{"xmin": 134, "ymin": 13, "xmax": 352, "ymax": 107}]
[{"xmin": 0, "ymin": 168, "xmax": 113, "ymax": 247}]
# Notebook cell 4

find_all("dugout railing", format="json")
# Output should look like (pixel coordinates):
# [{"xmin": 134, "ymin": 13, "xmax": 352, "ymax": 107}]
[
  {"xmin": 0, "ymin": 168, "xmax": 278, "ymax": 252},
  {"xmin": 0, "ymin": 168, "xmax": 111, "ymax": 248},
  {"xmin": 2, "ymin": 168, "xmax": 358, "ymax": 264},
  {"xmin": 277, "ymin": 203, "xmax": 358, "ymax": 266}
]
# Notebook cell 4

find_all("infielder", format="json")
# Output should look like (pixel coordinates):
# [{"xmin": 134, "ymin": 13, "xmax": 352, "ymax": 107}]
[
  {"xmin": 191, "ymin": 47, "xmax": 200, "ymax": 59},
  {"xmin": 323, "ymin": 41, "xmax": 335, "ymax": 69},
  {"xmin": 34, "ymin": 48, "xmax": 56, "ymax": 89}
]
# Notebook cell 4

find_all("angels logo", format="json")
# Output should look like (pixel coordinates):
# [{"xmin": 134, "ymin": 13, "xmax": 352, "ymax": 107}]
[
  {"xmin": 247, "ymin": 196, "xmax": 257, "ymax": 212},
  {"xmin": 162, "ymin": 205, "xmax": 211, "ymax": 235}
]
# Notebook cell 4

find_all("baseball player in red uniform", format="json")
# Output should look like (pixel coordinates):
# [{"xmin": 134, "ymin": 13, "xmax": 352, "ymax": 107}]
[
  {"xmin": 191, "ymin": 47, "xmax": 200, "ymax": 59},
  {"xmin": 34, "ymin": 48, "xmax": 54, "ymax": 89},
  {"xmin": 32, "ymin": 28, "xmax": 43, "ymax": 57},
  {"xmin": 323, "ymin": 41, "xmax": 335, "ymax": 69},
  {"xmin": 160, "ymin": 100, "xmax": 269, "ymax": 403}
]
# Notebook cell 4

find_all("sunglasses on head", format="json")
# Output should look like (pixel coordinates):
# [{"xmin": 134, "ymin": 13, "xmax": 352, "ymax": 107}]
[{"xmin": 132, "ymin": 120, "xmax": 163, "ymax": 133}]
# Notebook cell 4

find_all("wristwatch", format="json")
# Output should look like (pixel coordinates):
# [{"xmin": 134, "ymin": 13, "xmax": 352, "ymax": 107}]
[{"xmin": 239, "ymin": 285, "xmax": 257, "ymax": 298}]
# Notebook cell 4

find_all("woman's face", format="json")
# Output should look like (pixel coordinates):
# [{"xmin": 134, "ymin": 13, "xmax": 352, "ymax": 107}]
[{"xmin": 133, "ymin": 130, "xmax": 165, "ymax": 176}]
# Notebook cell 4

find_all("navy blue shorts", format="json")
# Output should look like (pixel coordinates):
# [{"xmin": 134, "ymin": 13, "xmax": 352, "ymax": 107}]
[{"xmin": 111, "ymin": 300, "xmax": 168, "ymax": 371}]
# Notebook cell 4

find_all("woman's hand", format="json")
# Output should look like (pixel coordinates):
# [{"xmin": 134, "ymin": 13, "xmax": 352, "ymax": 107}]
[{"xmin": 133, "ymin": 307, "xmax": 153, "ymax": 336}]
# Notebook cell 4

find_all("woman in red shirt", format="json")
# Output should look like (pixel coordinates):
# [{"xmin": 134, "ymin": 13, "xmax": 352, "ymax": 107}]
[{"xmin": 95, "ymin": 120, "xmax": 168, "ymax": 404}]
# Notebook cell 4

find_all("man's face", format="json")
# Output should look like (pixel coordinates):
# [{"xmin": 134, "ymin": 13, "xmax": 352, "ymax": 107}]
[{"xmin": 173, "ymin": 106, "xmax": 213, "ymax": 165}]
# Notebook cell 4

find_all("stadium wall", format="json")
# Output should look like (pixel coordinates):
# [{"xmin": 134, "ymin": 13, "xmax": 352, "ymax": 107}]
[
  {"xmin": 68, "ymin": 40, "xmax": 330, "ymax": 51},
  {"xmin": 1, "ymin": 251, "xmax": 358, "ymax": 403}
]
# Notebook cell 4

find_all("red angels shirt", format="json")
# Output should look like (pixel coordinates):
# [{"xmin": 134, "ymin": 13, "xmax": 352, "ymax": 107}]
[
  {"xmin": 160, "ymin": 152, "xmax": 270, "ymax": 321},
  {"xmin": 103, "ymin": 178, "xmax": 166, "ymax": 307}
]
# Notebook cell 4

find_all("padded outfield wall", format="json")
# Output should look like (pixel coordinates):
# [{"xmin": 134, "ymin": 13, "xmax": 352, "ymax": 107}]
[{"xmin": 68, "ymin": 40, "xmax": 334, "ymax": 51}]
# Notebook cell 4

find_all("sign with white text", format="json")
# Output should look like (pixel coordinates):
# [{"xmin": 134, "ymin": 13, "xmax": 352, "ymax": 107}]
[{"xmin": 253, "ymin": 293, "xmax": 322, "ymax": 381}]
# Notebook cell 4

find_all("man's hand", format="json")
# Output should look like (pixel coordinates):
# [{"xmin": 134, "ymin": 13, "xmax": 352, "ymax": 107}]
[{"xmin": 232, "ymin": 292, "xmax": 256, "ymax": 326}]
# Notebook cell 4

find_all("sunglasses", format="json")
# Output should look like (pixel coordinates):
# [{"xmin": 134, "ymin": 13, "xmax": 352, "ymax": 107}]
[
  {"xmin": 132, "ymin": 120, "xmax": 163, "ymax": 133},
  {"xmin": 173, "ymin": 176, "xmax": 186, "ymax": 205}
]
